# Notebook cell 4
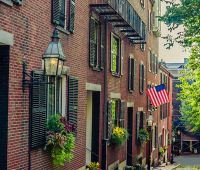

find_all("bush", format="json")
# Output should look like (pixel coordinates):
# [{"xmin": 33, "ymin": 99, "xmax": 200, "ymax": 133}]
[
  {"xmin": 44, "ymin": 114, "xmax": 76, "ymax": 167},
  {"xmin": 138, "ymin": 128, "xmax": 149, "ymax": 145},
  {"xmin": 111, "ymin": 127, "xmax": 129, "ymax": 145}
]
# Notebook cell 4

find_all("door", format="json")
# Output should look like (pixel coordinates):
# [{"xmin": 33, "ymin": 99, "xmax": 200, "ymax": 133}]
[
  {"xmin": 0, "ymin": 45, "xmax": 9, "ymax": 169},
  {"xmin": 127, "ymin": 107, "xmax": 133, "ymax": 166},
  {"xmin": 86, "ymin": 91, "xmax": 100, "ymax": 164}
]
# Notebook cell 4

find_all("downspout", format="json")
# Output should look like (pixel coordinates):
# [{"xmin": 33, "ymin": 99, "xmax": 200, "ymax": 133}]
[{"xmin": 102, "ymin": 18, "xmax": 108, "ymax": 170}]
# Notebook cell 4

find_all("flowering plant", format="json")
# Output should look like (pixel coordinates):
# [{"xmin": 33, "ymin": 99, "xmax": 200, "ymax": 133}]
[
  {"xmin": 44, "ymin": 114, "xmax": 76, "ymax": 167},
  {"xmin": 111, "ymin": 127, "xmax": 129, "ymax": 145},
  {"xmin": 86, "ymin": 162, "xmax": 101, "ymax": 170}
]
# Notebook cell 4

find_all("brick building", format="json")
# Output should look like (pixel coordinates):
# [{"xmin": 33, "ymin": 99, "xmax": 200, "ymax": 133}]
[{"xmin": 0, "ymin": 0, "xmax": 171, "ymax": 170}]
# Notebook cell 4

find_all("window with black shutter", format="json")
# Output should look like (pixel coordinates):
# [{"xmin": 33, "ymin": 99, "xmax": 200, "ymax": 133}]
[
  {"xmin": 136, "ymin": 112, "xmax": 140, "ymax": 143},
  {"xmin": 128, "ymin": 57, "xmax": 136, "ymax": 92},
  {"xmin": 155, "ymin": 56, "xmax": 158, "ymax": 74},
  {"xmin": 89, "ymin": 16, "xmax": 105, "ymax": 71},
  {"xmin": 68, "ymin": 0, "xmax": 75, "ymax": 33},
  {"xmin": 30, "ymin": 70, "xmax": 47, "ymax": 148},
  {"xmin": 147, "ymin": 84, "xmax": 153, "ymax": 111},
  {"xmin": 107, "ymin": 99, "xmax": 125, "ymax": 139},
  {"xmin": 52, "ymin": 0, "xmax": 76, "ymax": 33},
  {"xmin": 68, "ymin": 76, "xmax": 78, "ymax": 130},
  {"xmin": 139, "ymin": 64, "xmax": 145, "ymax": 94},
  {"xmin": 111, "ymin": 33, "xmax": 121, "ymax": 76}
]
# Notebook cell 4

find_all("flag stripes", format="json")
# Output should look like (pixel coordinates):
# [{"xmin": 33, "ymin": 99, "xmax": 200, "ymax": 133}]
[{"xmin": 147, "ymin": 84, "xmax": 170, "ymax": 107}]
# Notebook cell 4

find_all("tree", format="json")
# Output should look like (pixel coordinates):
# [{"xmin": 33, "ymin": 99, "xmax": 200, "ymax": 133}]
[
  {"xmin": 160, "ymin": 0, "xmax": 200, "ymax": 48},
  {"xmin": 160, "ymin": 0, "xmax": 200, "ymax": 132}
]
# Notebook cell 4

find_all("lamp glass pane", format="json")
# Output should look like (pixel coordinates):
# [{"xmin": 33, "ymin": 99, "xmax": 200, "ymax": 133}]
[
  {"xmin": 45, "ymin": 57, "xmax": 58, "ymax": 76},
  {"xmin": 57, "ymin": 60, "xmax": 63, "ymax": 76}
]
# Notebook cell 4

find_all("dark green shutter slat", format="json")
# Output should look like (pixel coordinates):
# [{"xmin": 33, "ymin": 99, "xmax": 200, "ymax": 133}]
[
  {"xmin": 69, "ymin": 0, "xmax": 75, "ymax": 33},
  {"xmin": 128, "ymin": 57, "xmax": 131, "ymax": 91},
  {"xmin": 100, "ymin": 21, "xmax": 106, "ymax": 69},
  {"xmin": 136, "ymin": 112, "xmax": 140, "ymax": 144},
  {"xmin": 89, "ymin": 17, "xmax": 97, "ymax": 67},
  {"xmin": 52, "ymin": 0, "xmax": 61, "ymax": 25},
  {"xmin": 68, "ymin": 76, "xmax": 78, "ymax": 128},
  {"xmin": 107, "ymin": 101, "xmax": 112, "ymax": 139},
  {"xmin": 30, "ymin": 70, "xmax": 47, "ymax": 148}
]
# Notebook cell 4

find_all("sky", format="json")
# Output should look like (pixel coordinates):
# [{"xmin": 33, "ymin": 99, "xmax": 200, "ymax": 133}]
[{"xmin": 159, "ymin": 1, "xmax": 190, "ymax": 63}]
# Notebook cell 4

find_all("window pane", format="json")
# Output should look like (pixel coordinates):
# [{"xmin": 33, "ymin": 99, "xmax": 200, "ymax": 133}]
[
  {"xmin": 111, "ymin": 100, "xmax": 117, "ymax": 126},
  {"xmin": 48, "ymin": 76, "xmax": 55, "ymax": 115},
  {"xmin": 56, "ymin": 77, "xmax": 62, "ymax": 114}
]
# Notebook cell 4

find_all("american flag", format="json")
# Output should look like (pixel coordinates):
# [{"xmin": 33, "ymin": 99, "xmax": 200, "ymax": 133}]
[{"xmin": 147, "ymin": 84, "xmax": 170, "ymax": 107}]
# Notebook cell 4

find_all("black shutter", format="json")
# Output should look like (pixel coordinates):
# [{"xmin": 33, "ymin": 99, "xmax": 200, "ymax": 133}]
[
  {"xmin": 120, "ymin": 101, "xmax": 126, "ymax": 128},
  {"xmin": 30, "ymin": 70, "xmax": 47, "ymax": 148},
  {"xmin": 52, "ymin": 0, "xmax": 61, "ymax": 25},
  {"xmin": 136, "ymin": 112, "xmax": 140, "ymax": 144},
  {"xmin": 128, "ymin": 57, "xmax": 132, "ymax": 91},
  {"xmin": 89, "ymin": 17, "xmax": 97, "ymax": 68},
  {"xmin": 68, "ymin": 0, "xmax": 75, "ymax": 33},
  {"xmin": 100, "ymin": 21, "xmax": 106, "ymax": 70},
  {"xmin": 68, "ymin": 76, "xmax": 78, "ymax": 129},
  {"xmin": 139, "ymin": 64, "xmax": 142, "ymax": 93},
  {"xmin": 133, "ymin": 59, "xmax": 136, "ymax": 90},
  {"xmin": 156, "ymin": 56, "xmax": 158, "ymax": 74},
  {"xmin": 107, "ymin": 101, "xmax": 112, "ymax": 139},
  {"xmin": 140, "ymin": 64, "xmax": 144, "ymax": 94}
]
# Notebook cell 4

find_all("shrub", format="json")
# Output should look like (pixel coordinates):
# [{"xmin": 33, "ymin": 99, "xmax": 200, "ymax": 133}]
[{"xmin": 138, "ymin": 128, "xmax": 149, "ymax": 145}]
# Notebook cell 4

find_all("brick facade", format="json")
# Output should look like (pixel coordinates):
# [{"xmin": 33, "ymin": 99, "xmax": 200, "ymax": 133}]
[{"xmin": 0, "ymin": 0, "xmax": 172, "ymax": 169}]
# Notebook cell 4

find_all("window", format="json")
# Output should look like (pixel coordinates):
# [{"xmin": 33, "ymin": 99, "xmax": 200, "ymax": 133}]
[
  {"xmin": 149, "ymin": 52, "xmax": 158, "ymax": 74},
  {"xmin": 136, "ymin": 112, "xmax": 145, "ymax": 143},
  {"xmin": 52, "ymin": 0, "xmax": 75, "ymax": 33},
  {"xmin": 147, "ymin": 84, "xmax": 153, "ymax": 111},
  {"xmin": 139, "ymin": 63, "xmax": 145, "ymax": 94},
  {"xmin": 47, "ymin": 76, "xmax": 63, "ymax": 116},
  {"xmin": 111, "ymin": 33, "xmax": 121, "ymax": 75},
  {"xmin": 128, "ymin": 57, "xmax": 136, "ymax": 92},
  {"xmin": 107, "ymin": 100, "xmax": 126, "ymax": 139},
  {"xmin": 140, "ymin": 43, "xmax": 145, "ymax": 52},
  {"xmin": 89, "ymin": 16, "xmax": 105, "ymax": 70},
  {"xmin": 152, "ymin": 125, "xmax": 157, "ymax": 149}
]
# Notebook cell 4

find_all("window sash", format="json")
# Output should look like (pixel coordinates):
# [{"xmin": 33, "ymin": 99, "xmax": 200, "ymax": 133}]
[{"xmin": 111, "ymin": 33, "xmax": 120, "ymax": 75}]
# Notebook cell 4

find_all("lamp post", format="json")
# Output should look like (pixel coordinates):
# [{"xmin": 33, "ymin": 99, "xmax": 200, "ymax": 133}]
[{"xmin": 147, "ymin": 113, "xmax": 153, "ymax": 170}]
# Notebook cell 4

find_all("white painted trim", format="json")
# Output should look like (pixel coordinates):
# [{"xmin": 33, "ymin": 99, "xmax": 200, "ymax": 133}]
[
  {"xmin": 77, "ymin": 166, "xmax": 86, "ymax": 170},
  {"xmin": 108, "ymin": 160, "xmax": 119, "ymax": 170},
  {"xmin": 86, "ymin": 83, "xmax": 101, "ymax": 91},
  {"xmin": 110, "ymin": 92, "xmax": 121, "ymax": 99},
  {"xmin": 138, "ymin": 107, "xmax": 143, "ymax": 111},
  {"xmin": 0, "ymin": 30, "xmax": 14, "ymax": 46},
  {"xmin": 127, "ymin": 102, "xmax": 134, "ymax": 107}
]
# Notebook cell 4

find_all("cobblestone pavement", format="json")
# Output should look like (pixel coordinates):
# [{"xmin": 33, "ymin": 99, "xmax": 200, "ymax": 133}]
[{"xmin": 174, "ymin": 154, "xmax": 200, "ymax": 165}]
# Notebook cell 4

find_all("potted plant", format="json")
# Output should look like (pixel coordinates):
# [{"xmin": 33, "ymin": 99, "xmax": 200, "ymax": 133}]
[
  {"xmin": 86, "ymin": 162, "xmax": 101, "ymax": 170},
  {"xmin": 138, "ymin": 128, "xmax": 149, "ymax": 145},
  {"xmin": 111, "ymin": 126, "xmax": 129, "ymax": 145},
  {"xmin": 44, "ymin": 114, "xmax": 76, "ymax": 167}
]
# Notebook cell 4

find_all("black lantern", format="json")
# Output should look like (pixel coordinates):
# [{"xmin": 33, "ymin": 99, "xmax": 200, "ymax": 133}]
[{"xmin": 43, "ymin": 28, "xmax": 66, "ymax": 76}]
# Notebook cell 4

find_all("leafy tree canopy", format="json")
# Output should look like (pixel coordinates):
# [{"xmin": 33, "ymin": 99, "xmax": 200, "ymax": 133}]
[{"xmin": 161, "ymin": 0, "xmax": 200, "ymax": 132}]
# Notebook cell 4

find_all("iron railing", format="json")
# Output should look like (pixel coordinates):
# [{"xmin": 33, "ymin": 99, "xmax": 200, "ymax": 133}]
[{"xmin": 106, "ymin": 0, "xmax": 146, "ymax": 40}]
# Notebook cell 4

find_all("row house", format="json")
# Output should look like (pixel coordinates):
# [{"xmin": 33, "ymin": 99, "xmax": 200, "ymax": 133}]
[{"xmin": 0, "ymin": 0, "xmax": 171, "ymax": 170}]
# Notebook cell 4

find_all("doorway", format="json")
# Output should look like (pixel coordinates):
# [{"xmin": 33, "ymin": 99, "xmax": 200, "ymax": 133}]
[
  {"xmin": 86, "ymin": 91, "xmax": 100, "ymax": 164},
  {"xmin": 127, "ymin": 107, "xmax": 133, "ymax": 166},
  {"xmin": 0, "ymin": 45, "xmax": 9, "ymax": 169}
]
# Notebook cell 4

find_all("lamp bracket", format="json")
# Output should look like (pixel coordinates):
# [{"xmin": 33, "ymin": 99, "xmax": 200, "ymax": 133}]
[{"xmin": 22, "ymin": 61, "xmax": 49, "ymax": 91}]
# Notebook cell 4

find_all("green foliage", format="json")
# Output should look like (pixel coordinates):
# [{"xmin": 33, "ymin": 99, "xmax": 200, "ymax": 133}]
[
  {"xmin": 138, "ymin": 128, "xmax": 149, "ymax": 145},
  {"xmin": 44, "ymin": 114, "xmax": 75, "ymax": 167},
  {"xmin": 160, "ymin": 0, "xmax": 200, "ymax": 48},
  {"xmin": 177, "ymin": 45, "xmax": 200, "ymax": 132},
  {"xmin": 111, "ymin": 127, "xmax": 129, "ymax": 145},
  {"xmin": 46, "ymin": 114, "xmax": 64, "ymax": 133}
]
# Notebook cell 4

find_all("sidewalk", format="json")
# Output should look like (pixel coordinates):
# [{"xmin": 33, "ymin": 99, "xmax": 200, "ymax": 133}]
[{"xmin": 153, "ymin": 163, "xmax": 180, "ymax": 170}]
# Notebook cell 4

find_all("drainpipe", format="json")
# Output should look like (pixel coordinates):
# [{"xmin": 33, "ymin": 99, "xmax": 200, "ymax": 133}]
[{"xmin": 102, "ymin": 18, "xmax": 108, "ymax": 170}]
